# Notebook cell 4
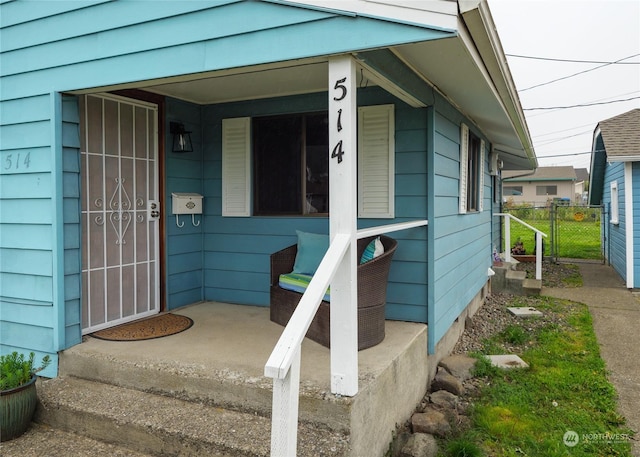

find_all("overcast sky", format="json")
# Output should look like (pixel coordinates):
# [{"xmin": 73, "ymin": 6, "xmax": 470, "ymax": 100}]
[{"xmin": 488, "ymin": 0, "xmax": 640, "ymax": 171}]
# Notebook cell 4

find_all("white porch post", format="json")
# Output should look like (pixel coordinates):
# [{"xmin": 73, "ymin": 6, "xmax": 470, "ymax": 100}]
[{"xmin": 328, "ymin": 55, "xmax": 358, "ymax": 396}]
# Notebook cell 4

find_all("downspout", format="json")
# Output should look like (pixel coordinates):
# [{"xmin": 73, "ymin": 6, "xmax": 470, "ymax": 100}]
[
  {"xmin": 426, "ymin": 106, "xmax": 436, "ymax": 354},
  {"xmin": 51, "ymin": 92, "xmax": 64, "ymax": 376},
  {"xmin": 624, "ymin": 162, "xmax": 634, "ymax": 288}
]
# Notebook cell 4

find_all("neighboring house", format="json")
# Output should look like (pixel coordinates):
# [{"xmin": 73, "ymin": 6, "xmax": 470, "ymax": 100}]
[
  {"xmin": 589, "ymin": 109, "xmax": 640, "ymax": 288},
  {"xmin": 575, "ymin": 167, "xmax": 590, "ymax": 203},
  {"xmin": 503, "ymin": 166, "xmax": 577, "ymax": 206},
  {"xmin": 0, "ymin": 0, "xmax": 536, "ymax": 383}
]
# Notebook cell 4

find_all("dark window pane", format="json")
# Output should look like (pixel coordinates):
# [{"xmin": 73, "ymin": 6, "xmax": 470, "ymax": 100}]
[
  {"xmin": 254, "ymin": 116, "xmax": 302, "ymax": 214},
  {"xmin": 467, "ymin": 134, "xmax": 481, "ymax": 211},
  {"xmin": 305, "ymin": 114, "xmax": 329, "ymax": 213}
]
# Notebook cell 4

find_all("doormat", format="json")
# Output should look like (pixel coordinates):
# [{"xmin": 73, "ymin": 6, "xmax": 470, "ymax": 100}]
[{"xmin": 90, "ymin": 314, "xmax": 194, "ymax": 341}]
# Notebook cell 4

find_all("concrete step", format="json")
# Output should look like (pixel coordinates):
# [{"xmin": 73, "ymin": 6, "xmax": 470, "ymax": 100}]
[
  {"xmin": 36, "ymin": 376, "xmax": 348, "ymax": 457},
  {"xmin": 0, "ymin": 422, "xmax": 156, "ymax": 457},
  {"xmin": 50, "ymin": 305, "xmax": 430, "ymax": 457},
  {"xmin": 505, "ymin": 269, "xmax": 527, "ymax": 295},
  {"xmin": 58, "ymin": 344, "xmax": 351, "ymax": 433},
  {"xmin": 522, "ymin": 278, "xmax": 542, "ymax": 296},
  {"xmin": 491, "ymin": 264, "xmax": 541, "ymax": 296}
]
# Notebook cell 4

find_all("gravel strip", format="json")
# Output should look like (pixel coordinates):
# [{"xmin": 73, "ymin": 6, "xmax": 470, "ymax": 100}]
[{"xmin": 453, "ymin": 261, "xmax": 580, "ymax": 355}]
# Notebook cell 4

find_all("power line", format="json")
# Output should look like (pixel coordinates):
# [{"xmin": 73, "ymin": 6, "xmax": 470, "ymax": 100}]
[
  {"xmin": 531, "ymin": 91, "xmax": 640, "ymax": 132},
  {"xmin": 524, "ymin": 95, "xmax": 640, "ymax": 111},
  {"xmin": 536, "ymin": 150, "xmax": 596, "ymax": 158},
  {"xmin": 507, "ymin": 54, "xmax": 640, "ymax": 65},
  {"xmin": 533, "ymin": 123, "xmax": 595, "ymax": 138},
  {"xmin": 536, "ymin": 129, "xmax": 594, "ymax": 146},
  {"xmin": 520, "ymin": 53, "xmax": 640, "ymax": 92}
]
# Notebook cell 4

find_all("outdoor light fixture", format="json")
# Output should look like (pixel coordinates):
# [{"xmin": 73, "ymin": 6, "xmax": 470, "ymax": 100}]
[{"xmin": 170, "ymin": 122, "xmax": 193, "ymax": 153}]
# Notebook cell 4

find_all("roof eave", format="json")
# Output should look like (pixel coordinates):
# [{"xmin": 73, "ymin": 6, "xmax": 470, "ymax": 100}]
[
  {"xmin": 458, "ymin": 0, "xmax": 536, "ymax": 170},
  {"xmin": 607, "ymin": 155, "xmax": 640, "ymax": 162}
]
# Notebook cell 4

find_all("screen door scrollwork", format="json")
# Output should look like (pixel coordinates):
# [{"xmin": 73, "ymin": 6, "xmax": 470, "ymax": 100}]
[{"xmin": 80, "ymin": 94, "xmax": 159, "ymax": 333}]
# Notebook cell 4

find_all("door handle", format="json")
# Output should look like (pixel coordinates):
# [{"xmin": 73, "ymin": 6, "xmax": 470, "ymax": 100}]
[{"xmin": 148, "ymin": 200, "xmax": 160, "ymax": 221}]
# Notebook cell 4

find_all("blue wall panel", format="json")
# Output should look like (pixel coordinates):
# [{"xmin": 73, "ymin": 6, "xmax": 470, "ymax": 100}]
[
  {"xmin": 428, "ymin": 94, "xmax": 492, "ymax": 351},
  {"xmin": 633, "ymin": 163, "xmax": 640, "ymax": 286},
  {"xmin": 61, "ymin": 95, "xmax": 82, "ymax": 349},
  {"xmin": 197, "ymin": 88, "xmax": 429, "ymax": 320},
  {"xmin": 603, "ymin": 161, "xmax": 625, "ymax": 279},
  {"xmin": 0, "ymin": 0, "xmax": 456, "ymax": 372}
]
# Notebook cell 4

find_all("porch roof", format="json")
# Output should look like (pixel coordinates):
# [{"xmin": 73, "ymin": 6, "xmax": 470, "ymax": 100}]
[{"xmin": 84, "ymin": 0, "xmax": 535, "ymax": 171}]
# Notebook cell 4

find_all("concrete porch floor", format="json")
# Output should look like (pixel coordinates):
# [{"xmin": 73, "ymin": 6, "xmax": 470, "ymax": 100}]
[
  {"xmin": 70, "ymin": 301, "xmax": 426, "ymax": 394},
  {"xmin": 53, "ymin": 301, "xmax": 429, "ymax": 456}
]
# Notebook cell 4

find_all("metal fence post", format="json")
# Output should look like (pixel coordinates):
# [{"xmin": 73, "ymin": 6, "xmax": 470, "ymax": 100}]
[{"xmin": 549, "ymin": 204, "xmax": 555, "ymax": 263}]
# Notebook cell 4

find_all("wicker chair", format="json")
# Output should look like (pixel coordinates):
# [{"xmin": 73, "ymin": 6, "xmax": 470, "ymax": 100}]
[{"xmin": 270, "ymin": 235, "xmax": 397, "ymax": 350}]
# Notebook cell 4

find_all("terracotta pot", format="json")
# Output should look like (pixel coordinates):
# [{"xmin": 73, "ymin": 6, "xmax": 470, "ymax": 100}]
[{"xmin": 0, "ymin": 375, "xmax": 37, "ymax": 441}]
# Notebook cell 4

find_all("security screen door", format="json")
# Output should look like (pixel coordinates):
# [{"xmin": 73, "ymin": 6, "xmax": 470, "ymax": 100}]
[{"xmin": 80, "ymin": 94, "xmax": 160, "ymax": 333}]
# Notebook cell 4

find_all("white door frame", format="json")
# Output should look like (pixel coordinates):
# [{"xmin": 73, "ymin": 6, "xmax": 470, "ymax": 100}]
[{"xmin": 80, "ymin": 93, "xmax": 160, "ymax": 334}]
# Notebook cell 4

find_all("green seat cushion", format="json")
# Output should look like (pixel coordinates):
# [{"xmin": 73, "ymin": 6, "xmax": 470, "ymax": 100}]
[{"xmin": 278, "ymin": 273, "xmax": 331, "ymax": 302}]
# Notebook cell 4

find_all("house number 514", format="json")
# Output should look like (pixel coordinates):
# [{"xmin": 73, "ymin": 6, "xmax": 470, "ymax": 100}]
[
  {"xmin": 3, "ymin": 152, "xmax": 31, "ymax": 171},
  {"xmin": 331, "ymin": 77, "xmax": 347, "ymax": 163}
]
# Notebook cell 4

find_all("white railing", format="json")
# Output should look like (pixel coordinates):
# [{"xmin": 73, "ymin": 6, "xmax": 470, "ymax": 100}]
[
  {"xmin": 495, "ymin": 213, "xmax": 547, "ymax": 280},
  {"xmin": 264, "ymin": 220, "xmax": 427, "ymax": 457}
]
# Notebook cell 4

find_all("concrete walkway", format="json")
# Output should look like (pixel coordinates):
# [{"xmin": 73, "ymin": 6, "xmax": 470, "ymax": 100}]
[{"xmin": 543, "ymin": 263, "xmax": 640, "ymax": 456}]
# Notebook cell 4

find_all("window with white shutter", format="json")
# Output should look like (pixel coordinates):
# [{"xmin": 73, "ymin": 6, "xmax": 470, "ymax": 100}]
[
  {"xmin": 222, "ymin": 117, "xmax": 251, "ymax": 217},
  {"xmin": 221, "ymin": 105, "xmax": 394, "ymax": 218},
  {"xmin": 358, "ymin": 104, "xmax": 395, "ymax": 218},
  {"xmin": 459, "ymin": 123, "xmax": 469, "ymax": 214},
  {"xmin": 610, "ymin": 180, "xmax": 619, "ymax": 224},
  {"xmin": 478, "ymin": 139, "xmax": 485, "ymax": 212},
  {"xmin": 459, "ymin": 123, "xmax": 484, "ymax": 214}
]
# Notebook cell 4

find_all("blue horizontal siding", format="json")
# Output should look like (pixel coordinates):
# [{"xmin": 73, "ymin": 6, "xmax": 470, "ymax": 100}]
[
  {"xmin": 397, "ymin": 174, "xmax": 427, "ymax": 196},
  {"xmin": 428, "ymin": 95, "xmax": 493, "ymax": 351},
  {"xmin": 633, "ymin": 163, "xmax": 640, "ymax": 286},
  {"xmin": 1, "ymin": 3, "xmax": 332, "ymax": 76},
  {"xmin": 0, "ymin": 148, "xmax": 53, "ymax": 176},
  {"xmin": 0, "ymin": 1, "xmax": 224, "ymax": 49},
  {"xmin": 385, "ymin": 303, "xmax": 427, "ymax": 322},
  {"xmin": 2, "ymin": 2, "xmax": 451, "ymax": 102},
  {"xmin": 0, "ymin": 173, "xmax": 52, "ymax": 198},
  {"xmin": 0, "ymin": 272, "xmax": 53, "ymax": 302},
  {"xmin": 0, "ymin": 94, "xmax": 51, "ymax": 125},
  {"xmin": 0, "ymin": 199, "xmax": 52, "ymax": 224},
  {"xmin": 195, "ymin": 89, "xmax": 429, "ymax": 318},
  {"xmin": 387, "ymin": 283, "xmax": 427, "ymax": 308},
  {"xmin": 604, "ymin": 161, "xmax": 625, "ymax": 278},
  {"xmin": 0, "ymin": 224, "xmax": 53, "ymax": 250},
  {"xmin": 0, "ymin": 320, "xmax": 56, "ymax": 352},
  {"xmin": 0, "ymin": 121, "xmax": 51, "ymax": 149},
  {"xmin": 0, "ymin": 248, "xmax": 52, "ymax": 276},
  {"xmin": 209, "ymin": 288, "xmax": 269, "ymax": 306},
  {"xmin": 168, "ymin": 271, "xmax": 203, "ymax": 295},
  {"xmin": 167, "ymin": 252, "xmax": 203, "ymax": 276},
  {"xmin": 0, "ymin": 0, "xmax": 109, "ymax": 29},
  {"xmin": 206, "ymin": 252, "xmax": 268, "ymax": 272},
  {"xmin": 0, "ymin": 0, "xmax": 460, "ymax": 374},
  {"xmin": 0, "ymin": 299, "xmax": 53, "ymax": 327}
]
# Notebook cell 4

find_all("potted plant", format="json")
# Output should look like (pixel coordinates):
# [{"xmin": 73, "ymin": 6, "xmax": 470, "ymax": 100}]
[{"xmin": 0, "ymin": 351, "xmax": 50, "ymax": 441}]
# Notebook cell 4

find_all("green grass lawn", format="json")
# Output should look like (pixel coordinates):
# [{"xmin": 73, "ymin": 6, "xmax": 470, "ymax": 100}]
[
  {"xmin": 504, "ymin": 219, "xmax": 602, "ymax": 260},
  {"xmin": 443, "ymin": 296, "xmax": 633, "ymax": 457}
]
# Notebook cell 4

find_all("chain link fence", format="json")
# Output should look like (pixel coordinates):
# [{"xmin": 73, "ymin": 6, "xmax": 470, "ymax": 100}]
[{"xmin": 502, "ymin": 204, "xmax": 605, "ymax": 263}]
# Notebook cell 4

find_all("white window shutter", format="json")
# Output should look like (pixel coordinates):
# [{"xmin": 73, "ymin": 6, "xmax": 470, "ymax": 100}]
[
  {"xmin": 459, "ymin": 123, "xmax": 469, "ymax": 214},
  {"xmin": 358, "ymin": 104, "xmax": 395, "ymax": 218},
  {"xmin": 478, "ymin": 139, "xmax": 485, "ymax": 212},
  {"xmin": 222, "ymin": 117, "xmax": 251, "ymax": 217}
]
